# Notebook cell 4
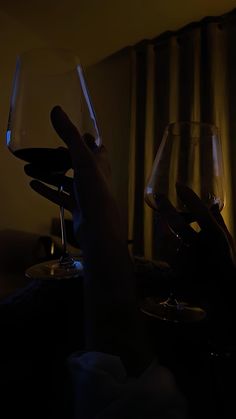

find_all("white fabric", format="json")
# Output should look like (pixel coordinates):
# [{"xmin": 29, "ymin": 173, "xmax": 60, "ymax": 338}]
[{"xmin": 66, "ymin": 351, "xmax": 187, "ymax": 419}]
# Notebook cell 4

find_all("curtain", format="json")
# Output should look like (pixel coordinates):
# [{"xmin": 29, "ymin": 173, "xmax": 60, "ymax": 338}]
[{"xmin": 128, "ymin": 9, "xmax": 236, "ymax": 260}]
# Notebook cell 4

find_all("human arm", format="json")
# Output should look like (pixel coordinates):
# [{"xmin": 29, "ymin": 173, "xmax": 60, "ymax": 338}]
[{"xmin": 25, "ymin": 106, "xmax": 154, "ymax": 376}]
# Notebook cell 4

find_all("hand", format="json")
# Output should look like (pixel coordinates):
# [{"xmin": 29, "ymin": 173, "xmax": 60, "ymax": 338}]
[
  {"xmin": 25, "ymin": 107, "xmax": 153, "ymax": 374},
  {"xmin": 156, "ymin": 184, "xmax": 236, "ymax": 295},
  {"xmin": 25, "ymin": 106, "xmax": 122, "ymax": 248}
]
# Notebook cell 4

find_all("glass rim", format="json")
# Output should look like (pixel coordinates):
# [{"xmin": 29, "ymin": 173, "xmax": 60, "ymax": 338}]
[{"xmin": 15, "ymin": 47, "xmax": 82, "ymax": 79}]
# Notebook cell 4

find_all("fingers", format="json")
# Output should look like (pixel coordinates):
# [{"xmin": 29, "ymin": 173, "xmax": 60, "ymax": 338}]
[
  {"xmin": 50, "ymin": 106, "xmax": 95, "ymax": 171},
  {"xmin": 176, "ymin": 183, "xmax": 218, "ymax": 233},
  {"xmin": 210, "ymin": 204, "xmax": 227, "ymax": 229},
  {"xmin": 83, "ymin": 133, "xmax": 98, "ymax": 151},
  {"xmin": 211, "ymin": 204, "xmax": 236, "ymax": 258},
  {"xmin": 24, "ymin": 164, "xmax": 73, "ymax": 194},
  {"xmin": 176, "ymin": 184, "xmax": 236, "ymax": 265},
  {"xmin": 30, "ymin": 180, "xmax": 74, "ymax": 212},
  {"xmin": 50, "ymin": 106, "xmax": 80, "ymax": 147},
  {"xmin": 155, "ymin": 194, "xmax": 196, "ymax": 243}
]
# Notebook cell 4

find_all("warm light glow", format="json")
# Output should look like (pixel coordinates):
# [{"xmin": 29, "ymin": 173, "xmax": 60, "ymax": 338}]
[{"xmin": 50, "ymin": 241, "xmax": 55, "ymax": 256}]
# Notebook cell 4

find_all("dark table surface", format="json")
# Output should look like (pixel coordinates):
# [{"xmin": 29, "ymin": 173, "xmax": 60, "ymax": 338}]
[
  {"xmin": 0, "ymin": 277, "xmax": 84, "ymax": 419},
  {"xmin": 0, "ymin": 263, "xmax": 235, "ymax": 419}
]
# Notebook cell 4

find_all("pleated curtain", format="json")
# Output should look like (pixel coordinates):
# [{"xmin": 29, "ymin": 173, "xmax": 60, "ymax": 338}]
[{"xmin": 128, "ymin": 9, "xmax": 236, "ymax": 260}]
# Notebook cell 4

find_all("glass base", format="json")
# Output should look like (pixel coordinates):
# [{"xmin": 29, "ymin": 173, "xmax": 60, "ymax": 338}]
[
  {"xmin": 25, "ymin": 258, "xmax": 84, "ymax": 280},
  {"xmin": 141, "ymin": 296, "xmax": 206, "ymax": 323}
]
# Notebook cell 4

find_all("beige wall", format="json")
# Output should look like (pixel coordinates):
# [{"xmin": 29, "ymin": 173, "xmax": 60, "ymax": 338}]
[
  {"xmin": 1, "ymin": 1, "xmax": 236, "ymax": 65},
  {"xmin": 0, "ymin": 11, "xmax": 59, "ymax": 235}
]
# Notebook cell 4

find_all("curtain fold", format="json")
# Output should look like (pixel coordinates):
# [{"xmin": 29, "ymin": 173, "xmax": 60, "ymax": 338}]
[
  {"xmin": 129, "ymin": 9, "xmax": 236, "ymax": 260},
  {"xmin": 128, "ymin": 42, "xmax": 147, "ymax": 255},
  {"xmin": 143, "ymin": 44, "xmax": 155, "ymax": 260}
]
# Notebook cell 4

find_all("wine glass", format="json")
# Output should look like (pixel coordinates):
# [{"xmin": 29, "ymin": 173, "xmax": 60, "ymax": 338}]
[
  {"xmin": 6, "ymin": 48, "xmax": 101, "ymax": 280},
  {"xmin": 142, "ymin": 121, "xmax": 225, "ymax": 322}
]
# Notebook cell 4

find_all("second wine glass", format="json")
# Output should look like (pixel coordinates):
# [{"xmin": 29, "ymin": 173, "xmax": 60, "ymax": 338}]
[
  {"xmin": 142, "ymin": 121, "xmax": 225, "ymax": 322},
  {"xmin": 145, "ymin": 121, "xmax": 224, "ymax": 217},
  {"xmin": 7, "ymin": 48, "xmax": 102, "ymax": 280}
]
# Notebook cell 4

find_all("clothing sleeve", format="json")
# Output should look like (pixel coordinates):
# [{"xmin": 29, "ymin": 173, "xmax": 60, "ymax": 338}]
[{"xmin": 66, "ymin": 351, "xmax": 187, "ymax": 419}]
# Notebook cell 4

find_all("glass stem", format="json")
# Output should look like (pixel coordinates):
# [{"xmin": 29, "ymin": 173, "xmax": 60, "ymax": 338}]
[{"xmin": 59, "ymin": 186, "xmax": 68, "ymax": 260}]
